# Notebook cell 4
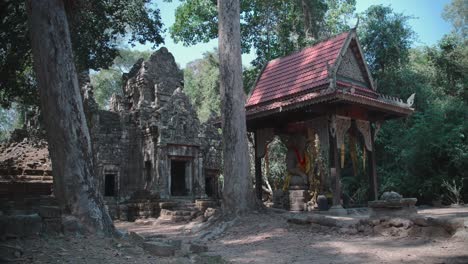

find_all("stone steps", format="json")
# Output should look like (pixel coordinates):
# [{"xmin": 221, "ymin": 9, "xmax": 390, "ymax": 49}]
[{"xmin": 157, "ymin": 199, "xmax": 204, "ymax": 222}]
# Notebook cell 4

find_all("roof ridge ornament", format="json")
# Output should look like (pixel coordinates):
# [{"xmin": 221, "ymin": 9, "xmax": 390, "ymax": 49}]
[
  {"xmin": 352, "ymin": 16, "xmax": 360, "ymax": 31},
  {"xmin": 322, "ymin": 62, "xmax": 336, "ymax": 94},
  {"xmin": 406, "ymin": 93, "xmax": 416, "ymax": 108}
]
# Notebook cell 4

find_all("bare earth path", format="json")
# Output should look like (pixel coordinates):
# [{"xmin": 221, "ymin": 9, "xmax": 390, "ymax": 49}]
[
  {"xmin": 117, "ymin": 207, "xmax": 468, "ymax": 264},
  {"xmin": 4, "ymin": 207, "xmax": 467, "ymax": 263},
  {"xmin": 203, "ymin": 211, "xmax": 467, "ymax": 264}
]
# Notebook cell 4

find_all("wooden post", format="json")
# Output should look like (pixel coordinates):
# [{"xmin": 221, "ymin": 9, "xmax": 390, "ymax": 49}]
[
  {"xmin": 329, "ymin": 126, "xmax": 342, "ymax": 207},
  {"xmin": 254, "ymin": 132, "xmax": 263, "ymax": 200},
  {"xmin": 255, "ymin": 157, "xmax": 263, "ymax": 200},
  {"xmin": 367, "ymin": 124, "xmax": 378, "ymax": 200}
]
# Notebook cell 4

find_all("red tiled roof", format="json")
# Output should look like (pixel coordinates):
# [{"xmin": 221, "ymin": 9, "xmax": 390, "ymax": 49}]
[{"xmin": 246, "ymin": 31, "xmax": 349, "ymax": 107}]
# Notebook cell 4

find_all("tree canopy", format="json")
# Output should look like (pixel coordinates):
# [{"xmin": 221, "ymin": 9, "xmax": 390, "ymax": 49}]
[
  {"xmin": 358, "ymin": 5, "xmax": 415, "ymax": 78},
  {"xmin": 184, "ymin": 50, "xmax": 221, "ymax": 122},
  {"xmin": 170, "ymin": 0, "xmax": 356, "ymax": 67},
  {"xmin": 357, "ymin": 3, "xmax": 468, "ymax": 204},
  {"xmin": 0, "ymin": 0, "xmax": 164, "ymax": 108}
]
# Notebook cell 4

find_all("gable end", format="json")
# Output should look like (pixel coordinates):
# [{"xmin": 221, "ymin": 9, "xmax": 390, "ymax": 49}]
[{"xmin": 336, "ymin": 46, "xmax": 371, "ymax": 88}]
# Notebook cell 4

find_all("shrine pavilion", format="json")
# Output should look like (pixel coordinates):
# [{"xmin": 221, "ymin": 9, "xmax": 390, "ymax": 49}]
[{"xmin": 245, "ymin": 29, "xmax": 414, "ymax": 212}]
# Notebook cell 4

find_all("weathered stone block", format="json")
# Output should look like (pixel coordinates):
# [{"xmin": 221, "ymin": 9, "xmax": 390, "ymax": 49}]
[
  {"xmin": 42, "ymin": 218, "xmax": 62, "ymax": 234},
  {"xmin": 129, "ymin": 231, "xmax": 146, "ymax": 247},
  {"xmin": 388, "ymin": 218, "xmax": 413, "ymax": 229},
  {"xmin": 142, "ymin": 241, "xmax": 177, "ymax": 257},
  {"xmin": 0, "ymin": 214, "xmax": 42, "ymax": 238},
  {"xmin": 61, "ymin": 215, "xmax": 83, "ymax": 234},
  {"xmin": 189, "ymin": 243, "xmax": 208, "ymax": 253},
  {"xmin": 369, "ymin": 198, "xmax": 418, "ymax": 219},
  {"xmin": 38, "ymin": 206, "xmax": 61, "ymax": 218}
]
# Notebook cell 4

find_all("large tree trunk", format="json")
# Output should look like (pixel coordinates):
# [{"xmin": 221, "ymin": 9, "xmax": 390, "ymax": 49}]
[
  {"xmin": 218, "ymin": 0, "xmax": 256, "ymax": 214},
  {"xmin": 302, "ymin": 0, "xmax": 312, "ymax": 40},
  {"xmin": 27, "ymin": 0, "xmax": 114, "ymax": 235}
]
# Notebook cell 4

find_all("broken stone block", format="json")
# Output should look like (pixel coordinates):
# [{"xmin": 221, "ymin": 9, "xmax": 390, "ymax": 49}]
[
  {"xmin": 142, "ymin": 241, "xmax": 177, "ymax": 257},
  {"xmin": 39, "ymin": 206, "xmax": 61, "ymax": 218},
  {"xmin": 189, "ymin": 243, "xmax": 208, "ymax": 253},
  {"xmin": 0, "ymin": 244, "xmax": 23, "ymax": 261},
  {"xmin": 410, "ymin": 216, "xmax": 430, "ymax": 227},
  {"xmin": 61, "ymin": 215, "xmax": 83, "ymax": 234},
  {"xmin": 42, "ymin": 218, "xmax": 62, "ymax": 234},
  {"xmin": 129, "ymin": 231, "xmax": 146, "ymax": 247},
  {"xmin": 204, "ymin": 208, "xmax": 218, "ymax": 219},
  {"xmin": 368, "ymin": 198, "xmax": 418, "ymax": 219},
  {"xmin": 388, "ymin": 218, "xmax": 413, "ymax": 229},
  {"xmin": 0, "ymin": 214, "xmax": 42, "ymax": 238},
  {"xmin": 135, "ymin": 219, "xmax": 153, "ymax": 225}
]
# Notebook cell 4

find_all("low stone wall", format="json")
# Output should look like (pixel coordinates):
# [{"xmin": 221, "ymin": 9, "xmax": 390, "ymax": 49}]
[
  {"xmin": 0, "ymin": 195, "xmax": 62, "ymax": 238},
  {"xmin": 105, "ymin": 200, "xmax": 161, "ymax": 221},
  {"xmin": 0, "ymin": 182, "xmax": 52, "ymax": 199}
]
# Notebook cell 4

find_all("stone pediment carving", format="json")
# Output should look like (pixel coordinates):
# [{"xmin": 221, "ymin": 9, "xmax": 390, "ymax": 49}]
[
  {"xmin": 200, "ymin": 114, "xmax": 222, "ymax": 170},
  {"xmin": 159, "ymin": 88, "xmax": 200, "ymax": 145}
]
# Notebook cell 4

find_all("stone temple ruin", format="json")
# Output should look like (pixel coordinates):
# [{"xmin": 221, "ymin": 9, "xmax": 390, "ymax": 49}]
[
  {"xmin": 84, "ymin": 47, "xmax": 223, "ymax": 220},
  {"xmin": 0, "ymin": 48, "xmax": 222, "ymax": 230}
]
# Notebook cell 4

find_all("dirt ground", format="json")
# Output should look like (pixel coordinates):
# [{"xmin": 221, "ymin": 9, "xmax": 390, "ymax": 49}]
[
  {"xmin": 3, "ymin": 207, "xmax": 468, "ymax": 264},
  {"xmin": 116, "ymin": 206, "xmax": 468, "ymax": 264}
]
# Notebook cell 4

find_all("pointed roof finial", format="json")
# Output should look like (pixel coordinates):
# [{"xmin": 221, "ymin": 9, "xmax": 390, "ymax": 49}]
[{"xmin": 352, "ymin": 16, "xmax": 360, "ymax": 31}]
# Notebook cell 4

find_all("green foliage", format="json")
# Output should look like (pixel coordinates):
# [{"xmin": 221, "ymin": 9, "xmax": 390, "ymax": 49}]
[
  {"xmin": 322, "ymin": 0, "xmax": 356, "ymax": 36},
  {"xmin": 358, "ymin": 5, "xmax": 415, "ymax": 77},
  {"xmin": 170, "ymin": 0, "xmax": 355, "ymax": 67},
  {"xmin": 0, "ymin": 107, "xmax": 18, "ymax": 142},
  {"xmin": 91, "ymin": 49, "xmax": 152, "ymax": 109},
  {"xmin": 442, "ymin": 0, "xmax": 468, "ymax": 39},
  {"xmin": 0, "ymin": 0, "xmax": 164, "ymax": 108},
  {"xmin": 184, "ymin": 51, "xmax": 221, "ymax": 122},
  {"xmin": 359, "ymin": 3, "xmax": 468, "ymax": 203},
  {"xmin": 243, "ymin": 66, "xmax": 262, "ymax": 94},
  {"xmin": 426, "ymin": 34, "xmax": 468, "ymax": 101},
  {"xmin": 263, "ymin": 137, "xmax": 287, "ymax": 190}
]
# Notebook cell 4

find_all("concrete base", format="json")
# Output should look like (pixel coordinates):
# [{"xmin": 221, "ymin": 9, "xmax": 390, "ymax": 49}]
[
  {"xmin": 289, "ymin": 189, "xmax": 309, "ymax": 212},
  {"xmin": 328, "ymin": 205, "xmax": 348, "ymax": 216}
]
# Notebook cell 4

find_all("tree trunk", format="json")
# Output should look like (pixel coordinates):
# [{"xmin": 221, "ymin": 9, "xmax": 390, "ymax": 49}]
[
  {"xmin": 27, "ymin": 0, "xmax": 114, "ymax": 235},
  {"xmin": 302, "ymin": 0, "xmax": 312, "ymax": 40},
  {"xmin": 218, "ymin": 0, "xmax": 256, "ymax": 214}
]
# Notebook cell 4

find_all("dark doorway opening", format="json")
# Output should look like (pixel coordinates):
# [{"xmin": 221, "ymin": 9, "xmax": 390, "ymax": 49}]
[
  {"xmin": 171, "ymin": 160, "xmax": 187, "ymax": 196},
  {"xmin": 145, "ymin": 160, "xmax": 152, "ymax": 182},
  {"xmin": 205, "ymin": 177, "xmax": 214, "ymax": 197},
  {"xmin": 104, "ymin": 174, "xmax": 116, "ymax": 196}
]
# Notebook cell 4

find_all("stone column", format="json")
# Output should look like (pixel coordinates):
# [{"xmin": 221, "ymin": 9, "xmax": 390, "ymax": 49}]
[{"xmin": 198, "ymin": 155, "xmax": 206, "ymax": 198}]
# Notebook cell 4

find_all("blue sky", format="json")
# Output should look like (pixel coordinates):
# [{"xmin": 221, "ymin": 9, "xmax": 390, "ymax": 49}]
[{"xmin": 135, "ymin": 0, "xmax": 452, "ymax": 68}]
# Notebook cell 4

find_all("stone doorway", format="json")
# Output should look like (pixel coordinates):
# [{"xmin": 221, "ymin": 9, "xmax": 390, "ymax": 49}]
[
  {"xmin": 104, "ymin": 174, "xmax": 116, "ymax": 197},
  {"xmin": 171, "ymin": 160, "xmax": 187, "ymax": 196}
]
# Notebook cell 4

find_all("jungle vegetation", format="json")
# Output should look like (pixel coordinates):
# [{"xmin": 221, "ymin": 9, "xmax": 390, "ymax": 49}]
[{"xmin": 1, "ymin": 0, "xmax": 466, "ymax": 204}]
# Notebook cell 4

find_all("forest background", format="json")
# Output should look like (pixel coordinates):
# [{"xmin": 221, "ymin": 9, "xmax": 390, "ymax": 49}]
[{"xmin": 0, "ymin": 0, "xmax": 466, "ymax": 205}]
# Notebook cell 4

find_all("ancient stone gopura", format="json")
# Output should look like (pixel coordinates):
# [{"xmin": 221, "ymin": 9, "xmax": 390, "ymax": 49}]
[{"xmin": 83, "ymin": 48, "xmax": 222, "ymax": 219}]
